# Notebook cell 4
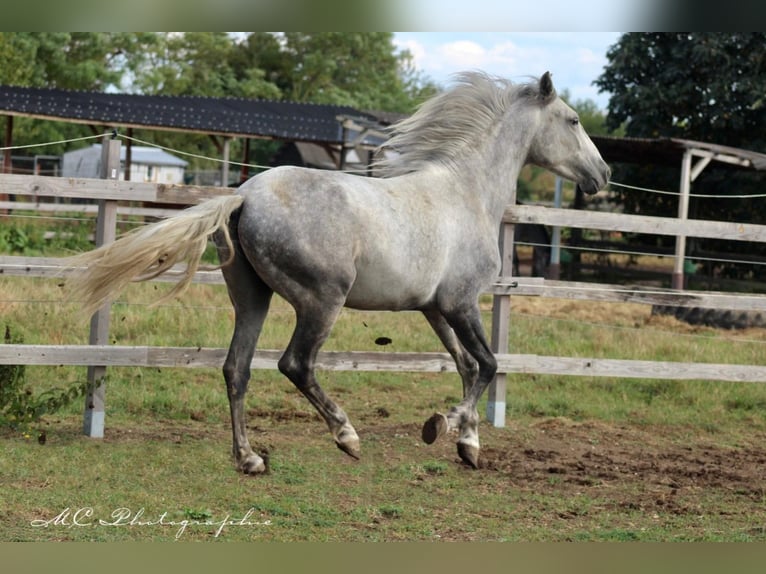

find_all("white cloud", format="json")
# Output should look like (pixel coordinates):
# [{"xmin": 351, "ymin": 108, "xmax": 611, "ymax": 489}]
[
  {"xmin": 439, "ymin": 40, "xmax": 488, "ymax": 69},
  {"xmin": 393, "ymin": 37, "xmax": 427, "ymax": 65},
  {"xmin": 394, "ymin": 32, "xmax": 620, "ymax": 109}
]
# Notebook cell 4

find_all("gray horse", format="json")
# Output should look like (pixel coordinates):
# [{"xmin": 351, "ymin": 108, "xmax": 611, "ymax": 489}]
[{"xmin": 68, "ymin": 71, "xmax": 609, "ymax": 474}]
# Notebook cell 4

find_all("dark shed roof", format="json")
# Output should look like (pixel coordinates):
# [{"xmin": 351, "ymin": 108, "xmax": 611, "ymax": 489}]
[
  {"xmin": 592, "ymin": 135, "xmax": 766, "ymax": 172},
  {"xmin": 2, "ymin": 85, "xmax": 764, "ymax": 172},
  {"xmin": 0, "ymin": 84, "xmax": 384, "ymax": 145}
]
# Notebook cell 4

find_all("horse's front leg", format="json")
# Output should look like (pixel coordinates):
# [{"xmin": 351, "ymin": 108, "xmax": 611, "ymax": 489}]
[
  {"xmin": 422, "ymin": 309, "xmax": 479, "ymax": 398},
  {"xmin": 422, "ymin": 303, "xmax": 497, "ymax": 468}
]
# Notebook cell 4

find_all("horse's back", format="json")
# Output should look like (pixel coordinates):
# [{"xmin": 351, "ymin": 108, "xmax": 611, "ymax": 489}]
[{"xmin": 234, "ymin": 166, "xmax": 457, "ymax": 311}]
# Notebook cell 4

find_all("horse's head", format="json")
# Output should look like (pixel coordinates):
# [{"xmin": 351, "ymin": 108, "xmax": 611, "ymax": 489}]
[{"xmin": 527, "ymin": 72, "xmax": 610, "ymax": 194}]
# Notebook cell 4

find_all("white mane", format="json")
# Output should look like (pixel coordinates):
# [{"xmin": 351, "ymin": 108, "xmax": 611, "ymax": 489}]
[{"xmin": 375, "ymin": 71, "xmax": 545, "ymax": 177}]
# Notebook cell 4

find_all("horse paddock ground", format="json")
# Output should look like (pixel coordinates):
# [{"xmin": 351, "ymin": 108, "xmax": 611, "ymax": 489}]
[
  {"xmin": 2, "ymin": 408, "xmax": 765, "ymax": 541},
  {"xmin": 2, "ymin": 276, "xmax": 766, "ymax": 541}
]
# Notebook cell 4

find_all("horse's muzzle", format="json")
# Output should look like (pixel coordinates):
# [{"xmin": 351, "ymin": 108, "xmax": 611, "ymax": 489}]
[{"xmin": 581, "ymin": 163, "xmax": 611, "ymax": 195}]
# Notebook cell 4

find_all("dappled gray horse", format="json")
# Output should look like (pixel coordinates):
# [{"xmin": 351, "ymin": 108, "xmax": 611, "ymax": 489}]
[{"xmin": 68, "ymin": 72, "xmax": 609, "ymax": 474}]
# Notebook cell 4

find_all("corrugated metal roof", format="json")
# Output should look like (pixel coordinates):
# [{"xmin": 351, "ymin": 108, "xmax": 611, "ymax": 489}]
[{"xmin": 0, "ymin": 85, "xmax": 384, "ymax": 145}]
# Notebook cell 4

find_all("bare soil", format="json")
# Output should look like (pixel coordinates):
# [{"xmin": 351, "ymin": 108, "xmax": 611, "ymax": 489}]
[{"xmin": 478, "ymin": 418, "xmax": 766, "ymax": 507}]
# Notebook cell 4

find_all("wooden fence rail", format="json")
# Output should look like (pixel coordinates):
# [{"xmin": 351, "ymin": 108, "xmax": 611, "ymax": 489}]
[
  {"xmin": 2, "ymin": 168, "xmax": 766, "ymax": 433},
  {"xmin": 2, "ymin": 344, "xmax": 766, "ymax": 384},
  {"xmin": 4, "ymin": 258, "xmax": 766, "ymax": 311}
]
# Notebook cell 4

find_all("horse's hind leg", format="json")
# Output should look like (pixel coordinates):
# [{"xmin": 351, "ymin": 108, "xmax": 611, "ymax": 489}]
[
  {"xmin": 216, "ymin": 233, "xmax": 273, "ymax": 475},
  {"xmin": 278, "ymin": 300, "xmax": 360, "ymax": 460}
]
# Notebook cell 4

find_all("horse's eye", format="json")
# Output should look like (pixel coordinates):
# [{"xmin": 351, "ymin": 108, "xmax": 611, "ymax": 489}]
[{"xmin": 570, "ymin": 117, "xmax": 580, "ymax": 126}]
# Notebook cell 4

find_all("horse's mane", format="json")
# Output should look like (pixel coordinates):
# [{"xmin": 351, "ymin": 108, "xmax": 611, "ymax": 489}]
[{"xmin": 375, "ymin": 71, "xmax": 545, "ymax": 178}]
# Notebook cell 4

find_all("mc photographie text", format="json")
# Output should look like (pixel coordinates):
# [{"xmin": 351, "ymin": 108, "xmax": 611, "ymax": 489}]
[{"xmin": 30, "ymin": 507, "xmax": 271, "ymax": 539}]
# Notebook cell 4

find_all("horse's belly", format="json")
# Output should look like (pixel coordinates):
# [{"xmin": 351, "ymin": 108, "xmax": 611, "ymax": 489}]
[{"xmin": 345, "ymin": 265, "xmax": 437, "ymax": 311}]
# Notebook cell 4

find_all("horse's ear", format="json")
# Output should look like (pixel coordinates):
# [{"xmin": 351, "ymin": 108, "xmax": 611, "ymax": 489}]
[{"xmin": 539, "ymin": 71, "xmax": 555, "ymax": 103}]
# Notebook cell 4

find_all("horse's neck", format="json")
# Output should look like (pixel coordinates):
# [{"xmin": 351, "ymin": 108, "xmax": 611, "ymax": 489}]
[{"xmin": 453, "ymin": 120, "xmax": 532, "ymax": 226}]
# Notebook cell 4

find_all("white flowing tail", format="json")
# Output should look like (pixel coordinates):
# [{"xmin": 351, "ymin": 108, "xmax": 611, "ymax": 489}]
[{"xmin": 66, "ymin": 194, "xmax": 245, "ymax": 315}]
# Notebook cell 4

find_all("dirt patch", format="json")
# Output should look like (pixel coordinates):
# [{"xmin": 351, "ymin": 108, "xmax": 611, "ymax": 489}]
[
  {"xmin": 247, "ymin": 406, "xmax": 321, "ymax": 422},
  {"xmin": 478, "ymin": 418, "xmax": 766, "ymax": 514}
]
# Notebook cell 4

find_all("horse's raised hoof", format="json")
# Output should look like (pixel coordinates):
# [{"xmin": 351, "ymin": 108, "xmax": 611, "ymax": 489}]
[
  {"xmin": 238, "ymin": 454, "xmax": 267, "ymax": 475},
  {"xmin": 422, "ymin": 412, "xmax": 448, "ymax": 444},
  {"xmin": 335, "ymin": 427, "xmax": 361, "ymax": 460},
  {"xmin": 457, "ymin": 442, "xmax": 479, "ymax": 469},
  {"xmin": 336, "ymin": 440, "xmax": 361, "ymax": 460}
]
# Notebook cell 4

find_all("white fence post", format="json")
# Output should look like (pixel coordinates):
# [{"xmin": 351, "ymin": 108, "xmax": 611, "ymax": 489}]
[
  {"xmin": 672, "ymin": 150, "xmax": 693, "ymax": 290},
  {"xmin": 82, "ymin": 137, "xmax": 120, "ymax": 438},
  {"xmin": 486, "ymin": 219, "xmax": 515, "ymax": 427},
  {"xmin": 548, "ymin": 177, "xmax": 564, "ymax": 280}
]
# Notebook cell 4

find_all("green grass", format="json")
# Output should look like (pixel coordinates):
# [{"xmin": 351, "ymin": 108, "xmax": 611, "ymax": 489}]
[{"xmin": 2, "ymin": 273, "xmax": 766, "ymax": 541}]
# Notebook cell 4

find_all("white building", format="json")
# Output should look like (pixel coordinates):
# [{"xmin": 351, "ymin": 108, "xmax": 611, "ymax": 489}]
[{"xmin": 62, "ymin": 144, "xmax": 188, "ymax": 184}]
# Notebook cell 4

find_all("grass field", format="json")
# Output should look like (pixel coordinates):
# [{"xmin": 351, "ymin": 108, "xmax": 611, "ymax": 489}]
[{"xmin": 2, "ymin": 272, "xmax": 766, "ymax": 541}]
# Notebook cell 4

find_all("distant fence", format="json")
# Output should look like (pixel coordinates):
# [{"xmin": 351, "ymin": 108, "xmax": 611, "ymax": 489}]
[{"xmin": 2, "ymin": 140, "xmax": 766, "ymax": 433}]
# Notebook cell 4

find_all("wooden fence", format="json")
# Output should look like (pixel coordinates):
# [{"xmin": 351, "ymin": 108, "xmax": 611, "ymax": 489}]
[{"xmin": 2, "ymin": 144, "xmax": 766, "ymax": 433}]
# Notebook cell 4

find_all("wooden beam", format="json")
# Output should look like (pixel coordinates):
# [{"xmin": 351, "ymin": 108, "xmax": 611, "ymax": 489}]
[
  {"xmin": 507, "ymin": 204, "xmax": 766, "ymax": 244},
  {"xmin": 0, "ymin": 173, "xmax": 159, "ymax": 202},
  {"xmin": 4, "ymin": 254, "xmax": 766, "ymax": 312},
  {"xmin": 221, "ymin": 137, "xmax": 231, "ymax": 187},
  {"xmin": 83, "ymin": 137, "xmax": 121, "ymax": 438},
  {"xmin": 124, "ymin": 128, "xmax": 132, "ymax": 182},
  {"xmin": 673, "ymin": 149, "xmax": 693, "ymax": 289},
  {"xmin": 240, "ymin": 137, "xmax": 250, "ymax": 184},
  {"xmin": 2, "ymin": 115, "xmax": 12, "ymax": 174},
  {"xmin": 2, "ymin": 344, "xmax": 765, "ymax": 384},
  {"xmin": 487, "ymin": 221, "xmax": 514, "ymax": 426}
]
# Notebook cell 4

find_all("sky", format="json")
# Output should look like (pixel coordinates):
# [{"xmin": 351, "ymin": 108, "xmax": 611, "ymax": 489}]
[{"xmin": 392, "ymin": 32, "xmax": 623, "ymax": 110}]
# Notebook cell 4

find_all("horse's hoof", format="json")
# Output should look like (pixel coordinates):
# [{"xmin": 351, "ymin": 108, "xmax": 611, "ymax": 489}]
[
  {"xmin": 238, "ymin": 454, "xmax": 267, "ymax": 475},
  {"xmin": 335, "ymin": 425, "xmax": 361, "ymax": 460},
  {"xmin": 336, "ymin": 438, "xmax": 361, "ymax": 460},
  {"xmin": 422, "ymin": 412, "xmax": 448, "ymax": 444},
  {"xmin": 457, "ymin": 442, "xmax": 479, "ymax": 469}
]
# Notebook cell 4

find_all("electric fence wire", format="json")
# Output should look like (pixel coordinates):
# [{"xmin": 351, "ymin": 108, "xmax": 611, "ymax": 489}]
[{"xmin": 3, "ymin": 131, "xmax": 766, "ymax": 311}]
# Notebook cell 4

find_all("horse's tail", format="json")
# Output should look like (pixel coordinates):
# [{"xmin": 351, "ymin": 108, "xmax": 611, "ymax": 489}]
[{"xmin": 66, "ymin": 194, "xmax": 245, "ymax": 316}]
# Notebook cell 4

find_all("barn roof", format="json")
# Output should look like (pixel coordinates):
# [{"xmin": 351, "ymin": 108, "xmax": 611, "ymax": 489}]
[
  {"xmin": 2, "ymin": 84, "xmax": 763, "ymax": 173},
  {"xmin": 0, "ymin": 84, "xmax": 386, "ymax": 147},
  {"xmin": 592, "ymin": 135, "xmax": 766, "ymax": 172}
]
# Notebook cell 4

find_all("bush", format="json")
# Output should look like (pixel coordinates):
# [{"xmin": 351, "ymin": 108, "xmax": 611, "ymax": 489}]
[
  {"xmin": 0, "ymin": 325, "xmax": 89, "ymax": 437},
  {"xmin": 0, "ymin": 219, "xmax": 94, "ymax": 256}
]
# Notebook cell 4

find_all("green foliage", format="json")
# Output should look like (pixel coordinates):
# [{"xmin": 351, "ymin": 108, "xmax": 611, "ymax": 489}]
[
  {"xmin": 596, "ymin": 33, "xmax": 766, "ymax": 142},
  {"xmin": 0, "ymin": 325, "xmax": 89, "ymax": 435},
  {"xmin": 0, "ymin": 218, "xmax": 93, "ymax": 256},
  {"xmin": 594, "ymin": 33, "xmax": 766, "ymax": 282},
  {"xmin": 1, "ymin": 32, "xmax": 437, "ymax": 176}
]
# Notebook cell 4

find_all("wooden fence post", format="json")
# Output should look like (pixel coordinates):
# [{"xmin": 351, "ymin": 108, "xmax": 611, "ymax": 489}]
[
  {"xmin": 672, "ymin": 150, "xmax": 693, "ymax": 290},
  {"xmin": 548, "ymin": 176, "xmax": 564, "ymax": 280},
  {"xmin": 486, "ymin": 220, "xmax": 515, "ymax": 427},
  {"xmin": 221, "ymin": 137, "xmax": 231, "ymax": 187},
  {"xmin": 83, "ymin": 137, "xmax": 120, "ymax": 438}
]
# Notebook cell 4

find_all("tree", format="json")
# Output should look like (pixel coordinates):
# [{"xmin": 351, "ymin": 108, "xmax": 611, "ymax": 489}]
[
  {"xmin": 232, "ymin": 32, "xmax": 436, "ymax": 112},
  {"xmin": 0, "ymin": 32, "xmax": 131, "ymax": 90},
  {"xmin": 1, "ymin": 33, "xmax": 437, "ymax": 176},
  {"xmin": 594, "ymin": 33, "xmax": 766, "ymax": 283},
  {"xmin": 596, "ymin": 33, "xmax": 765, "ymax": 145},
  {"xmin": 0, "ymin": 33, "xmax": 159, "ymax": 157}
]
